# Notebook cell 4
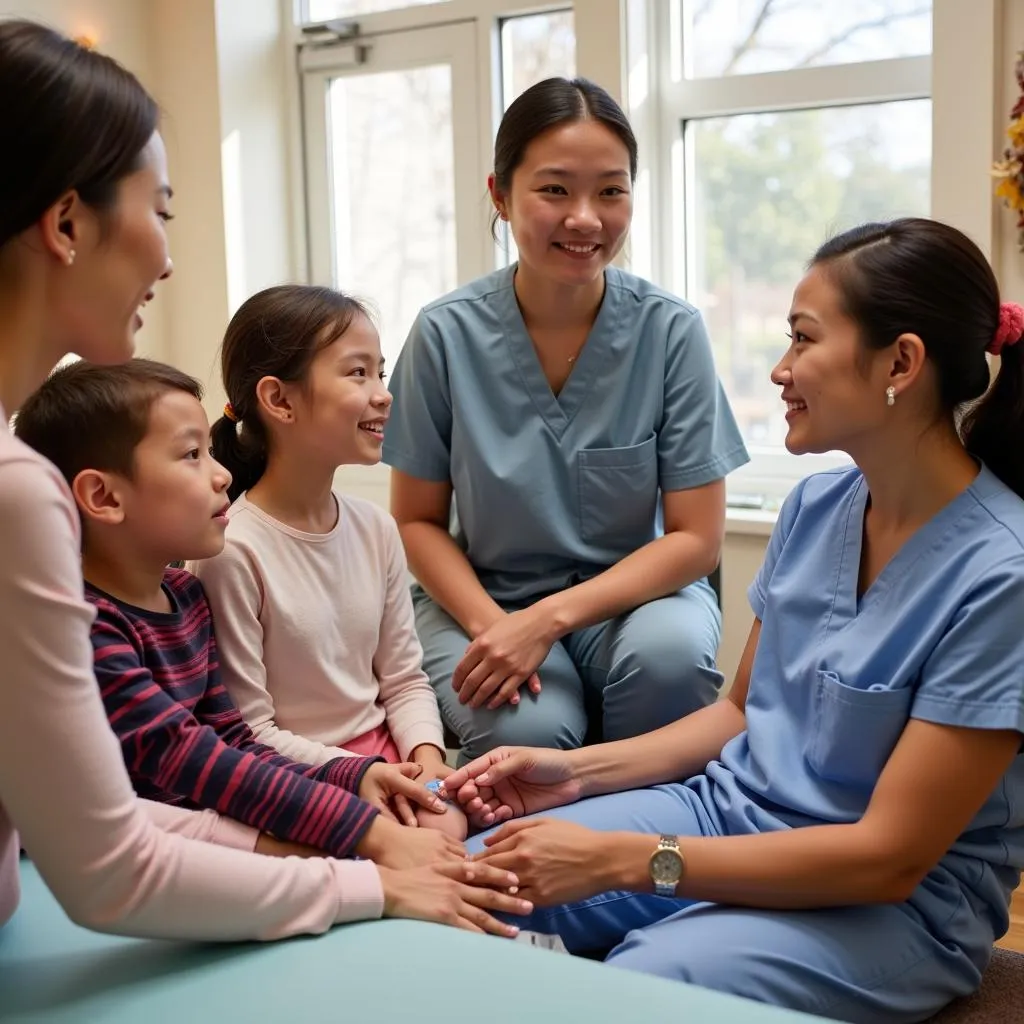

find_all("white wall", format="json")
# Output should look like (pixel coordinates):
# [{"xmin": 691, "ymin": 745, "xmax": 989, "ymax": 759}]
[
  {"xmin": 149, "ymin": 0, "xmax": 230, "ymax": 396},
  {"xmin": 151, "ymin": 0, "xmax": 296, "ymax": 409},
  {"xmin": 214, "ymin": 0, "xmax": 298, "ymax": 307}
]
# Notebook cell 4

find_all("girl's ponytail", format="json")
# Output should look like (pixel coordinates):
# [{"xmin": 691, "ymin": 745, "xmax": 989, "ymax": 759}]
[
  {"xmin": 210, "ymin": 410, "xmax": 268, "ymax": 503},
  {"xmin": 210, "ymin": 285, "xmax": 369, "ymax": 503}
]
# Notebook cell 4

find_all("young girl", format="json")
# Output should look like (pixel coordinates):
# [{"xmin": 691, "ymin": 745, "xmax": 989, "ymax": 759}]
[{"xmin": 196, "ymin": 285, "xmax": 467, "ymax": 839}]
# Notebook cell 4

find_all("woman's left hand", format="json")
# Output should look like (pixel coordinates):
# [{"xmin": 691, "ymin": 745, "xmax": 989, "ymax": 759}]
[
  {"xmin": 453, "ymin": 607, "xmax": 556, "ymax": 710},
  {"xmin": 472, "ymin": 818, "xmax": 608, "ymax": 905}
]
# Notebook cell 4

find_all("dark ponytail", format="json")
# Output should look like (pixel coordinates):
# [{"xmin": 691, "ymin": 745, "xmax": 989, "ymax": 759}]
[
  {"xmin": 961, "ymin": 336, "xmax": 1024, "ymax": 498},
  {"xmin": 210, "ymin": 412, "xmax": 266, "ymax": 506},
  {"xmin": 0, "ymin": 20, "xmax": 158, "ymax": 249},
  {"xmin": 811, "ymin": 217, "xmax": 1024, "ymax": 498},
  {"xmin": 211, "ymin": 285, "xmax": 370, "ymax": 502}
]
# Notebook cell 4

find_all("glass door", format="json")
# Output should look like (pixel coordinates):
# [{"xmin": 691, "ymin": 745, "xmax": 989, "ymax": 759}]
[{"xmin": 301, "ymin": 21, "xmax": 487, "ymax": 506}]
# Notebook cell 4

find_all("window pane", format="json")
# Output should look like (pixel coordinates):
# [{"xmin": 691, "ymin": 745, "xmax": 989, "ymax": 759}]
[
  {"xmin": 501, "ymin": 10, "xmax": 576, "ymax": 110},
  {"xmin": 327, "ymin": 65, "xmax": 456, "ymax": 370},
  {"xmin": 497, "ymin": 10, "xmax": 576, "ymax": 266},
  {"xmin": 683, "ymin": 0, "xmax": 932, "ymax": 78},
  {"xmin": 685, "ymin": 100, "xmax": 930, "ymax": 450},
  {"xmin": 306, "ymin": 0, "xmax": 444, "ymax": 20}
]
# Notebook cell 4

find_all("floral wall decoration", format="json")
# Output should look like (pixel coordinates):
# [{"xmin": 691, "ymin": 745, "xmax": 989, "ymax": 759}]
[{"xmin": 994, "ymin": 50, "xmax": 1024, "ymax": 251}]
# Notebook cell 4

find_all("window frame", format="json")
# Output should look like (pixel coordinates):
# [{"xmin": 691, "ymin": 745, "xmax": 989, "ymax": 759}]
[
  {"xmin": 292, "ymin": 0, "xmax": 621, "ymax": 286},
  {"xmin": 290, "ymin": 0, "xmax": 611, "ymax": 507},
  {"xmin": 628, "ymin": 0, "xmax": 933, "ymax": 508}
]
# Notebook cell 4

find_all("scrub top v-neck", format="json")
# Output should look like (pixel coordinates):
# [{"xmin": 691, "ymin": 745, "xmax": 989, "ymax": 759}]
[
  {"xmin": 698, "ymin": 465, "xmax": 1024, "ymax": 936},
  {"xmin": 382, "ymin": 264, "xmax": 749, "ymax": 605}
]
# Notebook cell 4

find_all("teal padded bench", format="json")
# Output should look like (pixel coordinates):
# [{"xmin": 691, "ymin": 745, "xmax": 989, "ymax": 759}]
[{"xmin": 0, "ymin": 861, "xmax": 830, "ymax": 1023}]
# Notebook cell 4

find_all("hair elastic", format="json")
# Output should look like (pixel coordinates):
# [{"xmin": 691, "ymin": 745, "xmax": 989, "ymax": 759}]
[{"xmin": 989, "ymin": 302, "xmax": 1024, "ymax": 356}]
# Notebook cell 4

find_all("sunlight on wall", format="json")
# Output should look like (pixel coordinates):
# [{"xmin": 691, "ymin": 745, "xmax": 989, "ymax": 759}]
[{"xmin": 221, "ymin": 129, "xmax": 247, "ymax": 316}]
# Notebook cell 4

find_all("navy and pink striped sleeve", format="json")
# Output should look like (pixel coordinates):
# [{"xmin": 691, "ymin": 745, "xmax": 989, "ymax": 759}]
[
  {"xmin": 90, "ymin": 604, "xmax": 379, "ymax": 857},
  {"xmin": 196, "ymin": 676, "xmax": 374, "ymax": 793}
]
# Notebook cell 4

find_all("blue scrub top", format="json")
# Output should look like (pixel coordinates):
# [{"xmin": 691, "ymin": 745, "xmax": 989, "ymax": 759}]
[
  {"xmin": 696, "ymin": 465, "xmax": 1024, "ymax": 936},
  {"xmin": 382, "ymin": 264, "xmax": 749, "ymax": 604}
]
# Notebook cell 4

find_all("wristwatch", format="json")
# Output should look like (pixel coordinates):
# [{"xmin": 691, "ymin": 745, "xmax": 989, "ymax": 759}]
[{"xmin": 649, "ymin": 834, "xmax": 684, "ymax": 897}]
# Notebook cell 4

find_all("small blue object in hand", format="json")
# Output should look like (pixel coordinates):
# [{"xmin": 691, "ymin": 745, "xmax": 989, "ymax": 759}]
[{"xmin": 424, "ymin": 778, "xmax": 453, "ymax": 803}]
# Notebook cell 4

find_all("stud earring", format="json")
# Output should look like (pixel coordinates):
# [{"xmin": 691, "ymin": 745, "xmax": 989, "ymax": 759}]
[
  {"xmin": 66, "ymin": 249, "xmax": 76, "ymax": 266},
  {"xmin": 886, "ymin": 386, "xmax": 895, "ymax": 407}
]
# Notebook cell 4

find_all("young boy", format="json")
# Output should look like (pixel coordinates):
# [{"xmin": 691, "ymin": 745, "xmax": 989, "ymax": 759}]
[{"xmin": 15, "ymin": 359, "xmax": 463, "ymax": 866}]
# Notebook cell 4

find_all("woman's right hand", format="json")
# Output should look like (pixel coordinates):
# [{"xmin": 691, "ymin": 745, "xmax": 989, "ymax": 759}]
[
  {"xmin": 355, "ymin": 814, "xmax": 466, "ymax": 869},
  {"xmin": 444, "ymin": 747, "xmax": 582, "ymax": 828},
  {"xmin": 378, "ymin": 861, "xmax": 532, "ymax": 937}
]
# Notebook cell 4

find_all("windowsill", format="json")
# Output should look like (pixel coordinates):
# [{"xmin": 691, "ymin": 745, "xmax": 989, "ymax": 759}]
[{"xmin": 725, "ymin": 507, "xmax": 777, "ymax": 537}]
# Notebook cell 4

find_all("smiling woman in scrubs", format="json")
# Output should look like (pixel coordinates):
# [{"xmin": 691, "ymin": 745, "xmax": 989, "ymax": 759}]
[
  {"xmin": 383, "ymin": 78, "xmax": 748, "ymax": 763},
  {"xmin": 444, "ymin": 217, "xmax": 1024, "ymax": 1023}
]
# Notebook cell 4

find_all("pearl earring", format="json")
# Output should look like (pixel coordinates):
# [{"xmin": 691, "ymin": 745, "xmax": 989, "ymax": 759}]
[
  {"xmin": 66, "ymin": 249, "xmax": 76, "ymax": 267},
  {"xmin": 886, "ymin": 386, "xmax": 895, "ymax": 407}
]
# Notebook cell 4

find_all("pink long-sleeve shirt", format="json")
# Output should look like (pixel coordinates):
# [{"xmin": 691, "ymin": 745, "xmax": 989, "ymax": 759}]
[
  {"xmin": 0, "ymin": 409, "xmax": 383, "ymax": 939},
  {"xmin": 191, "ymin": 493, "xmax": 444, "ymax": 766}
]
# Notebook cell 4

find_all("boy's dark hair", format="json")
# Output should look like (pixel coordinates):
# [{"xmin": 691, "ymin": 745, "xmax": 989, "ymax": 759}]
[{"xmin": 15, "ymin": 358, "xmax": 203, "ymax": 486}]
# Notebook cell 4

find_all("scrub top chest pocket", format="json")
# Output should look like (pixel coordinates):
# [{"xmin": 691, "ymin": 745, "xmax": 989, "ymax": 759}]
[
  {"xmin": 806, "ymin": 669, "xmax": 914, "ymax": 788},
  {"xmin": 576, "ymin": 433, "xmax": 659, "ymax": 547}
]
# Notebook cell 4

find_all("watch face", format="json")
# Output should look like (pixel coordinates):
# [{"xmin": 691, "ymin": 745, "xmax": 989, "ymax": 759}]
[{"xmin": 651, "ymin": 848, "xmax": 683, "ymax": 883}]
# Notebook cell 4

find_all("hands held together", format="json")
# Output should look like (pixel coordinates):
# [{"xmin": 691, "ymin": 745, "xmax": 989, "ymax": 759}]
[
  {"xmin": 451, "ymin": 607, "xmax": 557, "ymax": 710},
  {"xmin": 356, "ymin": 756, "xmax": 522, "ymax": 935},
  {"xmin": 352, "ymin": 744, "xmax": 600, "ymax": 932}
]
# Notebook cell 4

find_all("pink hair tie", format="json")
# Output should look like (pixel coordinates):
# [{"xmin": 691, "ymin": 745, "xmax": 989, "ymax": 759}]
[{"xmin": 990, "ymin": 301, "xmax": 1024, "ymax": 355}]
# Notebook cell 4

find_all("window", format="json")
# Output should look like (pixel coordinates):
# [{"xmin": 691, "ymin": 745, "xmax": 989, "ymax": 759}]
[
  {"xmin": 686, "ymin": 101, "xmax": 930, "ymax": 452},
  {"xmin": 630, "ymin": 0, "xmax": 933, "ymax": 509},
  {"xmin": 496, "ymin": 9, "xmax": 576, "ymax": 266},
  {"xmin": 325, "ymin": 65, "xmax": 458, "ymax": 373},
  {"xmin": 681, "ymin": 0, "xmax": 931, "ymax": 77},
  {"xmin": 296, "ymin": 1, "xmax": 588, "ymax": 509},
  {"xmin": 500, "ymin": 10, "xmax": 576, "ymax": 109},
  {"xmin": 305, "ymin": 0, "xmax": 445, "ymax": 20}
]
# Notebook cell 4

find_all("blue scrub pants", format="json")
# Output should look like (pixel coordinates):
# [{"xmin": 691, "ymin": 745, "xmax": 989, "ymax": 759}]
[
  {"xmin": 413, "ymin": 582, "xmax": 723, "ymax": 764},
  {"xmin": 466, "ymin": 787, "xmax": 990, "ymax": 1024}
]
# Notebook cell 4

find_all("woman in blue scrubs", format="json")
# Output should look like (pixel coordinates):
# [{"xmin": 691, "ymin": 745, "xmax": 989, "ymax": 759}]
[
  {"xmin": 445, "ymin": 218, "xmax": 1024, "ymax": 1023},
  {"xmin": 383, "ymin": 78, "xmax": 748, "ymax": 763}
]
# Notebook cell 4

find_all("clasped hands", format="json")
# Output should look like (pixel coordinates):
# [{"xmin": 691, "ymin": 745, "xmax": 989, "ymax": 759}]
[
  {"xmin": 359, "ymin": 745, "xmax": 609, "ymax": 909},
  {"xmin": 439, "ymin": 746, "xmax": 610, "ymax": 907},
  {"xmin": 358, "ymin": 747, "xmax": 467, "ymax": 839},
  {"xmin": 451, "ymin": 605, "xmax": 560, "ymax": 710}
]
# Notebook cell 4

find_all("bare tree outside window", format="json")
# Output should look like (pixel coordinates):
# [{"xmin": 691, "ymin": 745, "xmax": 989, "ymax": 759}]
[
  {"xmin": 685, "ymin": 0, "xmax": 931, "ymax": 77},
  {"xmin": 501, "ymin": 10, "xmax": 576, "ymax": 106},
  {"xmin": 320, "ymin": 9, "xmax": 575, "ymax": 361},
  {"xmin": 678, "ymin": 0, "xmax": 932, "ymax": 458},
  {"xmin": 498, "ymin": 10, "xmax": 577, "ymax": 265},
  {"xmin": 328, "ymin": 65, "xmax": 456, "ymax": 371},
  {"xmin": 307, "ymin": 0, "xmax": 441, "ymax": 20}
]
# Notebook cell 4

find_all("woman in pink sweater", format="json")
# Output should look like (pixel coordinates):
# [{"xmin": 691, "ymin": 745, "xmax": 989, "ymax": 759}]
[{"xmin": 0, "ymin": 18, "xmax": 526, "ymax": 939}]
